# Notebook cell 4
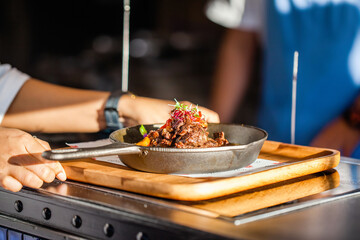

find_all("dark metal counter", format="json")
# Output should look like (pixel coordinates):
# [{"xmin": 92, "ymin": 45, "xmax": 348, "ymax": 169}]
[{"xmin": 0, "ymin": 157, "xmax": 359, "ymax": 240}]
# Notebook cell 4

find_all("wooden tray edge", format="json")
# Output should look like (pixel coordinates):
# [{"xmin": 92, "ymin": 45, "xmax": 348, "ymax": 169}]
[{"xmin": 63, "ymin": 148, "xmax": 340, "ymax": 201}]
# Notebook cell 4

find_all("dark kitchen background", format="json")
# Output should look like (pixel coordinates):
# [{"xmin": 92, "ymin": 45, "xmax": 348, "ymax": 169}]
[{"xmin": 0, "ymin": 0, "xmax": 259, "ymax": 131}]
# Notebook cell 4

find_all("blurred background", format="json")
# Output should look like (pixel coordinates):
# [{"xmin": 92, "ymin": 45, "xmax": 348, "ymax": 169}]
[{"xmin": 0, "ymin": 0, "xmax": 259, "ymax": 128}]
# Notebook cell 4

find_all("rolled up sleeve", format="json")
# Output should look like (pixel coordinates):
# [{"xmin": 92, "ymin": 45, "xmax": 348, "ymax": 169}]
[
  {"xmin": 0, "ymin": 64, "xmax": 30, "ymax": 124},
  {"xmin": 205, "ymin": 0, "xmax": 264, "ymax": 32}
]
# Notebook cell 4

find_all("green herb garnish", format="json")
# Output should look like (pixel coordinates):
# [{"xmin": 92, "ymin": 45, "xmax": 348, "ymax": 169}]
[{"xmin": 139, "ymin": 124, "xmax": 147, "ymax": 136}]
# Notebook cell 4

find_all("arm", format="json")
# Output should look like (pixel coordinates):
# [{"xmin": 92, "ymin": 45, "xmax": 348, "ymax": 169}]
[
  {"xmin": 2, "ymin": 79, "xmax": 220, "ymax": 133},
  {"xmin": 210, "ymin": 29, "xmax": 258, "ymax": 123},
  {"xmin": 2, "ymin": 78, "xmax": 110, "ymax": 133},
  {"xmin": 311, "ymin": 95, "xmax": 360, "ymax": 157},
  {"xmin": 310, "ymin": 117, "xmax": 360, "ymax": 156}
]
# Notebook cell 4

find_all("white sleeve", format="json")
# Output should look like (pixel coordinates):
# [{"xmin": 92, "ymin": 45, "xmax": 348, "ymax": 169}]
[
  {"xmin": 205, "ymin": 0, "xmax": 264, "ymax": 32},
  {"xmin": 238, "ymin": 0, "xmax": 264, "ymax": 31},
  {"xmin": 0, "ymin": 64, "xmax": 30, "ymax": 124}
]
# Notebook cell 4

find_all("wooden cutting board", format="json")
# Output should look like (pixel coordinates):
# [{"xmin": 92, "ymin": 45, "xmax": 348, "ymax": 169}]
[{"xmin": 61, "ymin": 141, "xmax": 340, "ymax": 201}]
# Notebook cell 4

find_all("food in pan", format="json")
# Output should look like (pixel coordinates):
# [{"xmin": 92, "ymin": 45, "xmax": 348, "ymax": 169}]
[{"xmin": 137, "ymin": 100, "xmax": 229, "ymax": 148}]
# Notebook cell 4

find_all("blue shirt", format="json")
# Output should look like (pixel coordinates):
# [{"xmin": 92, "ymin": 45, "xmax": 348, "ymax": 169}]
[{"xmin": 257, "ymin": 0, "xmax": 360, "ymax": 156}]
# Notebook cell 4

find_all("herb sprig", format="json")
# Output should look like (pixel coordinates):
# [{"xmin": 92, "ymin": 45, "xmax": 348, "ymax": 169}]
[{"xmin": 162, "ymin": 99, "xmax": 206, "ymax": 128}]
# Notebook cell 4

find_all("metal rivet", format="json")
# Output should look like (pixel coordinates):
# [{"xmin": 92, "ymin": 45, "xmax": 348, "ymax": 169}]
[
  {"xmin": 14, "ymin": 200, "xmax": 23, "ymax": 212},
  {"xmin": 140, "ymin": 150, "xmax": 149, "ymax": 157},
  {"xmin": 42, "ymin": 208, "xmax": 51, "ymax": 220},
  {"xmin": 103, "ymin": 223, "xmax": 114, "ymax": 237},
  {"xmin": 71, "ymin": 215, "xmax": 82, "ymax": 228}
]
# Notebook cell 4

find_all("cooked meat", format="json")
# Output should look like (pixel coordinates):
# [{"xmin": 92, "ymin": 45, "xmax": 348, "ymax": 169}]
[
  {"xmin": 213, "ymin": 131, "xmax": 229, "ymax": 146},
  {"xmin": 148, "ymin": 114, "xmax": 229, "ymax": 148}
]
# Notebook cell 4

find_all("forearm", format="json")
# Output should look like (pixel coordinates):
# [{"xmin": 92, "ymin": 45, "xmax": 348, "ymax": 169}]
[
  {"xmin": 311, "ymin": 93, "xmax": 360, "ymax": 156},
  {"xmin": 1, "ymin": 78, "xmax": 220, "ymax": 133},
  {"xmin": 2, "ymin": 79, "xmax": 110, "ymax": 133},
  {"xmin": 210, "ymin": 29, "xmax": 258, "ymax": 123}
]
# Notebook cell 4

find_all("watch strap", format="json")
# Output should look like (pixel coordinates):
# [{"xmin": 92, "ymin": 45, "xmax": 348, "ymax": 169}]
[{"xmin": 104, "ymin": 90, "xmax": 124, "ymax": 130}]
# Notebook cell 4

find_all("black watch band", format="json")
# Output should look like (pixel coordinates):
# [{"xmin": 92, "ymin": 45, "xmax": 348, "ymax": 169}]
[{"xmin": 104, "ymin": 90, "xmax": 125, "ymax": 130}]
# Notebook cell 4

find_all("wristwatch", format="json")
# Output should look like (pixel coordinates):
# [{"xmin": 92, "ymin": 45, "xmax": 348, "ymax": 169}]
[{"xmin": 104, "ymin": 90, "xmax": 125, "ymax": 131}]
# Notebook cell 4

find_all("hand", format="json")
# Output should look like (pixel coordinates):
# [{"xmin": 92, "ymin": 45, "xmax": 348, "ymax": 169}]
[
  {"xmin": 118, "ymin": 95, "xmax": 220, "ymax": 125},
  {"xmin": 310, "ymin": 117, "xmax": 360, "ymax": 156},
  {"xmin": 0, "ymin": 127, "xmax": 67, "ymax": 192}
]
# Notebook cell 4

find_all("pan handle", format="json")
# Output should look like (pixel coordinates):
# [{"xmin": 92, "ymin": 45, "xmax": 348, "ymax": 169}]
[{"xmin": 42, "ymin": 143, "xmax": 142, "ymax": 161}]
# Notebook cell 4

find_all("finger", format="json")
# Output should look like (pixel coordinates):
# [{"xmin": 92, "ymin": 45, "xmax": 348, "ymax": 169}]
[
  {"xmin": 29, "ymin": 154, "xmax": 67, "ymax": 182},
  {"xmin": 33, "ymin": 137, "xmax": 51, "ymax": 150},
  {"xmin": 25, "ymin": 139, "xmax": 67, "ymax": 181},
  {"xmin": 9, "ymin": 166, "xmax": 43, "ymax": 189},
  {"xmin": 200, "ymin": 109, "xmax": 220, "ymax": 123},
  {"xmin": 30, "ymin": 151, "xmax": 67, "ymax": 181},
  {"xmin": 55, "ymin": 166, "xmax": 67, "ymax": 182},
  {"xmin": 12, "ymin": 155, "xmax": 56, "ymax": 183},
  {"xmin": 207, "ymin": 113, "xmax": 220, "ymax": 123},
  {"xmin": 0, "ymin": 175, "xmax": 23, "ymax": 192}
]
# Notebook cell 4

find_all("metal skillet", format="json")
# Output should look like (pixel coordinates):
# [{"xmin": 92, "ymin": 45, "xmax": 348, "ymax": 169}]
[{"xmin": 42, "ymin": 123, "xmax": 267, "ymax": 174}]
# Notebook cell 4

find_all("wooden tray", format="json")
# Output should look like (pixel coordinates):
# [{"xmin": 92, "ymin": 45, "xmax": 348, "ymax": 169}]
[
  {"xmin": 183, "ymin": 169, "xmax": 340, "ymax": 217},
  {"xmin": 61, "ymin": 141, "xmax": 340, "ymax": 201}
]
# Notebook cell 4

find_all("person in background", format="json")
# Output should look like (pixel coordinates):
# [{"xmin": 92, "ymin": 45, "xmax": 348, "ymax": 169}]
[
  {"xmin": 207, "ymin": 0, "xmax": 360, "ymax": 157},
  {"xmin": 0, "ymin": 63, "xmax": 220, "ymax": 192}
]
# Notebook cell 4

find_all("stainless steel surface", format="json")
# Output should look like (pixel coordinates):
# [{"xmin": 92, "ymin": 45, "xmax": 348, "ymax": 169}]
[
  {"xmin": 1, "ymin": 157, "xmax": 359, "ymax": 239},
  {"xmin": 231, "ymin": 157, "xmax": 360, "ymax": 240},
  {"xmin": 42, "ymin": 123, "xmax": 268, "ymax": 174}
]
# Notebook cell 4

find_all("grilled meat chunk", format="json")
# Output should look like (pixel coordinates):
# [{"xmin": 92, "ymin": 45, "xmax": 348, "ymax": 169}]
[{"xmin": 148, "ymin": 115, "xmax": 229, "ymax": 148}]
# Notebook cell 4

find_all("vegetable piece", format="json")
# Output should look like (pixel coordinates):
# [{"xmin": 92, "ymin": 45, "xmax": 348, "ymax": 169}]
[
  {"xmin": 139, "ymin": 124, "xmax": 147, "ymax": 136},
  {"xmin": 136, "ymin": 137, "xmax": 150, "ymax": 147}
]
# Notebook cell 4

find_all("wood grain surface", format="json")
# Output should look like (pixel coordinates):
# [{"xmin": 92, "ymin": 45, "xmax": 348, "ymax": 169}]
[
  {"xmin": 61, "ymin": 141, "xmax": 340, "ymax": 201},
  {"xmin": 183, "ymin": 169, "xmax": 340, "ymax": 217}
]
